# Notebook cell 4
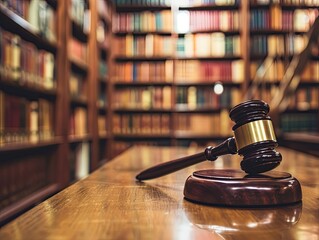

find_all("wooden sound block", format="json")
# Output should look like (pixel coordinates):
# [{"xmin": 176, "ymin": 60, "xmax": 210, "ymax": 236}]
[{"xmin": 184, "ymin": 169, "xmax": 302, "ymax": 207}]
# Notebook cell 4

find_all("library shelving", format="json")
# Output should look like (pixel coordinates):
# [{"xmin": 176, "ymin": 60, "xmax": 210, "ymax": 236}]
[
  {"xmin": 0, "ymin": 0, "xmax": 61, "ymax": 225},
  {"xmin": 0, "ymin": 0, "xmax": 113, "ymax": 225},
  {"xmin": 248, "ymin": 1, "xmax": 319, "ymax": 136},
  {"xmin": 111, "ymin": 0, "xmax": 319, "ymax": 150},
  {"xmin": 112, "ymin": 2, "xmax": 174, "ymax": 154},
  {"xmin": 111, "ymin": 0, "xmax": 246, "ymax": 150},
  {"xmin": 90, "ymin": 0, "xmax": 113, "ymax": 166}
]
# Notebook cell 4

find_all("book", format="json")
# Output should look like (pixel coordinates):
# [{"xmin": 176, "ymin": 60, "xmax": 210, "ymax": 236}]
[
  {"xmin": 69, "ymin": 38, "xmax": 87, "ymax": 65},
  {"xmin": 70, "ymin": 107, "xmax": 88, "ymax": 137},
  {"xmin": 29, "ymin": 101, "xmax": 39, "ymax": 142},
  {"xmin": 75, "ymin": 142, "xmax": 90, "ymax": 180}
]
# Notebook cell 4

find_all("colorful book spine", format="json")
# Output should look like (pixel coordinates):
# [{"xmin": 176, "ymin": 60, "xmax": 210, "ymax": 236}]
[
  {"xmin": 185, "ymin": 10, "xmax": 239, "ymax": 32},
  {"xmin": 0, "ymin": 28, "xmax": 56, "ymax": 89},
  {"xmin": 113, "ymin": 10, "xmax": 172, "ymax": 32},
  {"xmin": 1, "ymin": 0, "xmax": 57, "ymax": 42},
  {"xmin": 176, "ymin": 33, "xmax": 241, "ymax": 57},
  {"xmin": 114, "ymin": 0, "xmax": 171, "ymax": 6},
  {"xmin": 174, "ymin": 111, "xmax": 233, "ymax": 136},
  {"xmin": 69, "ymin": 107, "xmax": 88, "ymax": 137},
  {"xmin": 114, "ymin": 34, "xmax": 174, "ymax": 57},
  {"xmin": 69, "ymin": 37, "xmax": 88, "ymax": 65},
  {"xmin": 250, "ymin": 7, "xmax": 318, "ymax": 31},
  {"xmin": 113, "ymin": 60, "xmax": 173, "ymax": 82},
  {"xmin": 0, "ymin": 92, "xmax": 54, "ymax": 144},
  {"xmin": 114, "ymin": 86, "xmax": 172, "ymax": 109},
  {"xmin": 174, "ymin": 60, "xmax": 244, "ymax": 83},
  {"xmin": 176, "ymin": 86, "xmax": 241, "ymax": 109},
  {"xmin": 280, "ymin": 112, "xmax": 318, "ymax": 132},
  {"xmin": 113, "ymin": 113, "xmax": 171, "ymax": 135}
]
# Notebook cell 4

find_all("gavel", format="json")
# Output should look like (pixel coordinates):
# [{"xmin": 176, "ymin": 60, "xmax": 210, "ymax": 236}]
[
  {"xmin": 137, "ymin": 100, "xmax": 302, "ymax": 206},
  {"xmin": 136, "ymin": 100, "xmax": 282, "ymax": 181}
]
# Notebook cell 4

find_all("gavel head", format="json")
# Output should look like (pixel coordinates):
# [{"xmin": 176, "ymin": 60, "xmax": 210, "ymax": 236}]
[{"xmin": 229, "ymin": 100, "xmax": 282, "ymax": 174}]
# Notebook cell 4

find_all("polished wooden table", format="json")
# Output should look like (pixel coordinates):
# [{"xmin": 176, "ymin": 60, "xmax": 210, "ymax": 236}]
[{"xmin": 0, "ymin": 145, "xmax": 318, "ymax": 239}]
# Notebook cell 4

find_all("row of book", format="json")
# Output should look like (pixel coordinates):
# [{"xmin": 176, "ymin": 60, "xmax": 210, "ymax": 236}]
[
  {"xmin": 250, "ymin": 7, "xmax": 319, "ymax": 31},
  {"xmin": 250, "ymin": 60, "xmax": 286, "ymax": 81},
  {"xmin": 299, "ymin": 61, "xmax": 319, "ymax": 81},
  {"xmin": 253, "ymin": 0, "xmax": 319, "ymax": 5},
  {"xmin": 70, "ymin": 0, "xmax": 90, "ymax": 34},
  {"xmin": 280, "ymin": 112, "xmax": 318, "ymax": 132},
  {"xmin": 113, "ymin": 60, "xmax": 173, "ymax": 82},
  {"xmin": 0, "ymin": 154, "xmax": 51, "ymax": 209},
  {"xmin": 174, "ymin": 60, "xmax": 244, "ymax": 83},
  {"xmin": 0, "ymin": 92, "xmax": 54, "ymax": 145},
  {"xmin": 0, "ymin": 0, "xmax": 57, "ymax": 42},
  {"xmin": 69, "ymin": 37, "xmax": 88, "ymax": 66},
  {"xmin": 114, "ymin": 0, "xmax": 238, "ymax": 7},
  {"xmin": 176, "ymin": 86, "xmax": 242, "ymax": 109},
  {"xmin": 250, "ymin": 60, "xmax": 319, "ymax": 82},
  {"xmin": 114, "ymin": 34, "xmax": 174, "ymax": 57},
  {"xmin": 178, "ymin": 0, "xmax": 239, "ymax": 6},
  {"xmin": 114, "ymin": 86, "xmax": 172, "ymax": 109},
  {"xmin": 113, "ymin": 10, "xmax": 172, "ymax": 33},
  {"xmin": 249, "ymin": 85, "xmax": 319, "ymax": 110},
  {"xmin": 113, "ymin": 85, "xmax": 242, "ymax": 110},
  {"xmin": 175, "ymin": 111, "xmax": 233, "ymax": 136},
  {"xmin": 176, "ymin": 33, "xmax": 241, "ymax": 57},
  {"xmin": 288, "ymin": 87, "xmax": 319, "ymax": 110},
  {"xmin": 114, "ymin": 0, "xmax": 171, "ymax": 6},
  {"xmin": 250, "ymin": 34, "xmax": 307, "ymax": 56},
  {"xmin": 177, "ymin": 10, "xmax": 240, "ymax": 33},
  {"xmin": 113, "ymin": 113, "xmax": 171, "ymax": 135},
  {"xmin": 69, "ymin": 107, "xmax": 88, "ymax": 137},
  {"xmin": 0, "ymin": 28, "xmax": 55, "ymax": 89}
]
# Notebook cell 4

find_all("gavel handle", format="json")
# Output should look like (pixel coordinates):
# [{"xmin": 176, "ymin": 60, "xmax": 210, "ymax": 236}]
[{"xmin": 136, "ymin": 137, "xmax": 237, "ymax": 181}]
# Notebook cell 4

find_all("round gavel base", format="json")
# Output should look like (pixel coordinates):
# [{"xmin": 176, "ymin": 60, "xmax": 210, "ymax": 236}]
[{"xmin": 184, "ymin": 169, "xmax": 302, "ymax": 207}]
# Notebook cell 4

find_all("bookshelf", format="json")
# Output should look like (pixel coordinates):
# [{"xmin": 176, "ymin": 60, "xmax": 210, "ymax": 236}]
[
  {"xmin": 248, "ymin": 1, "xmax": 319, "ymax": 135},
  {"xmin": 0, "ymin": 0, "xmax": 60, "ymax": 224},
  {"xmin": 112, "ymin": 2, "xmax": 174, "ymax": 155},
  {"xmin": 111, "ymin": 0, "xmax": 246, "ymax": 150},
  {"xmin": 90, "ymin": 0, "xmax": 113, "ymax": 167},
  {"xmin": 112, "ymin": 0, "xmax": 319, "ymax": 150},
  {"xmin": 0, "ymin": 0, "xmax": 113, "ymax": 224}
]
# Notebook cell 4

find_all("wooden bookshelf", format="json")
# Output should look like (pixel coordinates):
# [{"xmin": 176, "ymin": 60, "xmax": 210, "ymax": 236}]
[
  {"xmin": 0, "ymin": 0, "xmax": 113, "ymax": 225},
  {"xmin": 111, "ymin": 0, "xmax": 246, "ymax": 150},
  {"xmin": 88, "ymin": 0, "xmax": 114, "ymax": 166},
  {"xmin": 248, "ymin": 1, "xmax": 319, "ymax": 136},
  {"xmin": 111, "ymin": 0, "xmax": 319, "ymax": 149},
  {"xmin": 0, "ymin": 0, "xmax": 60, "ymax": 224}
]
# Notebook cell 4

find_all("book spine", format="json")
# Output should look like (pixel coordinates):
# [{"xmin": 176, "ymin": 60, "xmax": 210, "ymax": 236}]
[
  {"xmin": 0, "ymin": 28, "xmax": 56, "ymax": 89},
  {"xmin": 113, "ymin": 113, "xmax": 171, "ymax": 135}
]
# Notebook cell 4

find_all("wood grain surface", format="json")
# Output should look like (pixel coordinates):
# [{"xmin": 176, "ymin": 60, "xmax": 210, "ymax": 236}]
[{"xmin": 0, "ymin": 145, "xmax": 318, "ymax": 240}]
